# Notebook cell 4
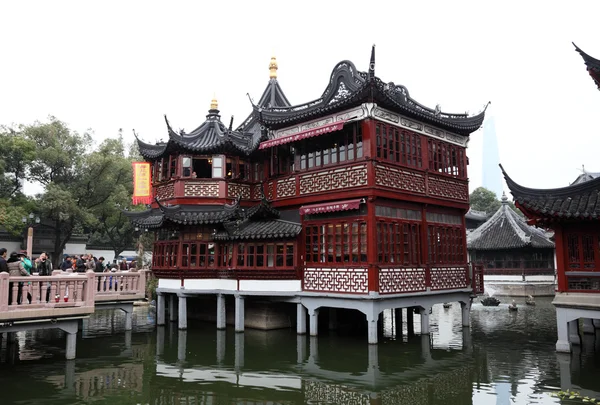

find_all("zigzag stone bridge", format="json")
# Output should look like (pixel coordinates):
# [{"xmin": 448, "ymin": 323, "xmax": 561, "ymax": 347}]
[{"xmin": 0, "ymin": 269, "xmax": 149, "ymax": 359}]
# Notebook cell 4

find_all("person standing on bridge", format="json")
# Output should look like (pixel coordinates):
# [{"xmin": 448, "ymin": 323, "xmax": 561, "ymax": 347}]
[
  {"xmin": 0, "ymin": 248, "xmax": 8, "ymax": 273},
  {"xmin": 7, "ymin": 251, "xmax": 30, "ymax": 304}
]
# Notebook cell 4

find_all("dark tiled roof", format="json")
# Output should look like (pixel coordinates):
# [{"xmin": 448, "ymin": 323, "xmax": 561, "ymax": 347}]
[
  {"xmin": 501, "ymin": 164, "xmax": 600, "ymax": 221},
  {"xmin": 124, "ymin": 209, "xmax": 164, "ymax": 229},
  {"xmin": 255, "ymin": 46, "xmax": 487, "ymax": 136},
  {"xmin": 465, "ymin": 209, "xmax": 487, "ymax": 222},
  {"xmin": 137, "ymin": 110, "xmax": 257, "ymax": 159},
  {"xmin": 571, "ymin": 170, "xmax": 600, "ymax": 185},
  {"xmin": 236, "ymin": 75, "xmax": 292, "ymax": 147},
  {"xmin": 467, "ymin": 195, "xmax": 554, "ymax": 250},
  {"xmin": 574, "ymin": 43, "xmax": 600, "ymax": 90},
  {"xmin": 214, "ymin": 219, "xmax": 301, "ymax": 241},
  {"xmin": 124, "ymin": 200, "xmax": 242, "ymax": 228}
]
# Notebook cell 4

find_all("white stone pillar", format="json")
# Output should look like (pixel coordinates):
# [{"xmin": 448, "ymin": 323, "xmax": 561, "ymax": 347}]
[
  {"xmin": 217, "ymin": 294, "xmax": 226, "ymax": 330},
  {"xmin": 461, "ymin": 301, "xmax": 471, "ymax": 327},
  {"xmin": 178, "ymin": 330, "xmax": 187, "ymax": 362},
  {"xmin": 169, "ymin": 294, "xmax": 177, "ymax": 322},
  {"xmin": 178, "ymin": 295, "xmax": 187, "ymax": 330},
  {"xmin": 582, "ymin": 318, "xmax": 596, "ymax": 334},
  {"xmin": 124, "ymin": 310, "xmax": 133, "ymax": 331},
  {"xmin": 367, "ymin": 313, "xmax": 378, "ymax": 344},
  {"xmin": 555, "ymin": 308, "xmax": 572, "ymax": 353},
  {"xmin": 309, "ymin": 308, "xmax": 319, "ymax": 337},
  {"xmin": 367, "ymin": 344, "xmax": 379, "ymax": 371},
  {"xmin": 420, "ymin": 307, "xmax": 431, "ymax": 335},
  {"xmin": 568, "ymin": 320, "xmax": 580, "ymax": 346},
  {"xmin": 157, "ymin": 293, "xmax": 166, "ymax": 326},
  {"xmin": 235, "ymin": 295, "xmax": 245, "ymax": 333},
  {"xmin": 421, "ymin": 334, "xmax": 431, "ymax": 361},
  {"xmin": 65, "ymin": 332, "xmax": 77, "ymax": 360},
  {"xmin": 297, "ymin": 303, "xmax": 307, "ymax": 335},
  {"xmin": 156, "ymin": 326, "xmax": 165, "ymax": 356}
]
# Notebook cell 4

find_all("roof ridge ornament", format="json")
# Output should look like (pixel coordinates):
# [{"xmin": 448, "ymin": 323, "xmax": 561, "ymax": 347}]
[
  {"xmin": 368, "ymin": 44, "xmax": 375, "ymax": 79},
  {"xmin": 269, "ymin": 56, "xmax": 278, "ymax": 79},
  {"xmin": 210, "ymin": 94, "xmax": 218, "ymax": 111},
  {"xmin": 501, "ymin": 191, "xmax": 508, "ymax": 203}
]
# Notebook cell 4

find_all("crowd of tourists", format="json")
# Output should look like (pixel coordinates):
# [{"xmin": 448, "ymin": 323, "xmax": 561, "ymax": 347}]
[{"xmin": 0, "ymin": 247, "xmax": 136, "ymax": 304}]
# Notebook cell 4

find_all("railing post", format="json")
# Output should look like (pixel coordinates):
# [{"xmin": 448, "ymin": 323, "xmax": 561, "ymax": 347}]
[
  {"xmin": 139, "ymin": 270, "xmax": 147, "ymax": 298},
  {"xmin": 0, "ymin": 272, "xmax": 9, "ymax": 313},
  {"xmin": 85, "ymin": 270, "xmax": 96, "ymax": 306}
]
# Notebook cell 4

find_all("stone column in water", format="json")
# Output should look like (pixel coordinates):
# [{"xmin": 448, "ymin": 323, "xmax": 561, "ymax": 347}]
[
  {"xmin": 420, "ymin": 306, "xmax": 431, "ymax": 335},
  {"xmin": 178, "ymin": 295, "xmax": 187, "ymax": 330},
  {"xmin": 235, "ymin": 295, "xmax": 245, "ymax": 333},
  {"xmin": 156, "ymin": 326, "xmax": 165, "ymax": 356},
  {"xmin": 234, "ymin": 332, "xmax": 244, "ymax": 369},
  {"xmin": 297, "ymin": 303, "xmax": 307, "ymax": 335},
  {"xmin": 65, "ymin": 332, "xmax": 77, "ymax": 360},
  {"xmin": 461, "ymin": 301, "xmax": 471, "ymax": 327},
  {"xmin": 309, "ymin": 308, "xmax": 319, "ymax": 337},
  {"xmin": 178, "ymin": 330, "xmax": 187, "ymax": 362},
  {"xmin": 216, "ymin": 329, "xmax": 226, "ymax": 364},
  {"xmin": 367, "ymin": 312, "xmax": 378, "ymax": 344},
  {"xmin": 217, "ymin": 294, "xmax": 226, "ymax": 330},
  {"xmin": 157, "ymin": 293, "xmax": 166, "ymax": 326},
  {"xmin": 555, "ymin": 308, "xmax": 573, "ymax": 353}
]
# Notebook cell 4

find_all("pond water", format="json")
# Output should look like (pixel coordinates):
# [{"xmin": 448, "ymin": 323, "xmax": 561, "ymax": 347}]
[{"xmin": 1, "ymin": 297, "xmax": 599, "ymax": 405}]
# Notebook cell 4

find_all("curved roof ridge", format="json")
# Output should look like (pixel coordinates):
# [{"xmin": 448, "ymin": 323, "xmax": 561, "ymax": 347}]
[
  {"xmin": 503, "ymin": 202, "xmax": 530, "ymax": 244},
  {"xmin": 466, "ymin": 202, "xmax": 508, "ymax": 244},
  {"xmin": 501, "ymin": 163, "xmax": 600, "ymax": 199}
]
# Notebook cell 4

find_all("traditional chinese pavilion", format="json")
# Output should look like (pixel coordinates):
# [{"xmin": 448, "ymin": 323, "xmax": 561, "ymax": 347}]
[
  {"xmin": 497, "ymin": 41, "xmax": 600, "ymax": 353},
  {"xmin": 129, "ymin": 47, "xmax": 487, "ymax": 343},
  {"xmin": 467, "ymin": 193, "xmax": 555, "ymax": 296}
]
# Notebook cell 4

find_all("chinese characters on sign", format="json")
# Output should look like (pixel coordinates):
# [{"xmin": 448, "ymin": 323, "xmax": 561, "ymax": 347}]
[
  {"xmin": 259, "ymin": 120, "xmax": 347, "ymax": 150},
  {"xmin": 132, "ymin": 162, "xmax": 153, "ymax": 205},
  {"xmin": 299, "ymin": 199, "xmax": 362, "ymax": 215}
]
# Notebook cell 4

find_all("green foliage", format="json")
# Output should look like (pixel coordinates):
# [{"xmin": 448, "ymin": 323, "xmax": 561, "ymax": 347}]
[
  {"xmin": 0, "ymin": 117, "xmax": 140, "ymax": 267},
  {"xmin": 550, "ymin": 390, "xmax": 598, "ymax": 403},
  {"xmin": 469, "ymin": 187, "xmax": 501, "ymax": 214},
  {"xmin": 469, "ymin": 187, "xmax": 523, "ymax": 216},
  {"xmin": 0, "ymin": 125, "xmax": 36, "ymax": 198}
]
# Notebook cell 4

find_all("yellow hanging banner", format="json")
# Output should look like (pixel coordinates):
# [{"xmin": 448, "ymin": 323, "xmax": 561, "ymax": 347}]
[{"xmin": 132, "ymin": 162, "xmax": 153, "ymax": 205}]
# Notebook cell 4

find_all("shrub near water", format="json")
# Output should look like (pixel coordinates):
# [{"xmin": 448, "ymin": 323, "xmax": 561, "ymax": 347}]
[{"xmin": 551, "ymin": 390, "xmax": 599, "ymax": 403}]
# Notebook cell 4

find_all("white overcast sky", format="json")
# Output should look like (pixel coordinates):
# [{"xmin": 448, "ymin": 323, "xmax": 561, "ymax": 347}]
[{"xmin": 1, "ymin": 0, "xmax": 599, "ymax": 196}]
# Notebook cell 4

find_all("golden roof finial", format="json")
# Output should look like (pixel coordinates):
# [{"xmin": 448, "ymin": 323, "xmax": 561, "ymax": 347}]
[
  {"xmin": 210, "ymin": 93, "xmax": 218, "ymax": 110},
  {"xmin": 269, "ymin": 56, "xmax": 278, "ymax": 79}
]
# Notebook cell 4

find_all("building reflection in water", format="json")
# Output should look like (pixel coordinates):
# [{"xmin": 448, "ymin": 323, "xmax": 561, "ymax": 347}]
[{"xmin": 2, "ymin": 303, "xmax": 600, "ymax": 404}]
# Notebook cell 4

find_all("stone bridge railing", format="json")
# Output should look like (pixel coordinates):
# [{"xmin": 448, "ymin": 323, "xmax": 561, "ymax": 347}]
[{"xmin": 0, "ymin": 270, "xmax": 149, "ymax": 322}]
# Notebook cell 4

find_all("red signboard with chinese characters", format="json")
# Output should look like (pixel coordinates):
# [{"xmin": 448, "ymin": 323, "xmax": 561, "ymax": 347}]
[
  {"xmin": 259, "ymin": 120, "xmax": 347, "ymax": 150},
  {"xmin": 132, "ymin": 162, "xmax": 153, "ymax": 205},
  {"xmin": 299, "ymin": 199, "xmax": 363, "ymax": 215}
]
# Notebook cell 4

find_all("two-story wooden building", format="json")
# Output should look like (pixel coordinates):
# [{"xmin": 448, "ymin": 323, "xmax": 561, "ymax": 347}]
[
  {"xmin": 500, "ymin": 43, "xmax": 600, "ymax": 352},
  {"xmin": 129, "ymin": 47, "xmax": 486, "ymax": 343}
]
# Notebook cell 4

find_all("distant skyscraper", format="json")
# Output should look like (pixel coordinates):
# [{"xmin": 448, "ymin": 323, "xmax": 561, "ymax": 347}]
[{"xmin": 482, "ymin": 116, "xmax": 503, "ymax": 198}]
